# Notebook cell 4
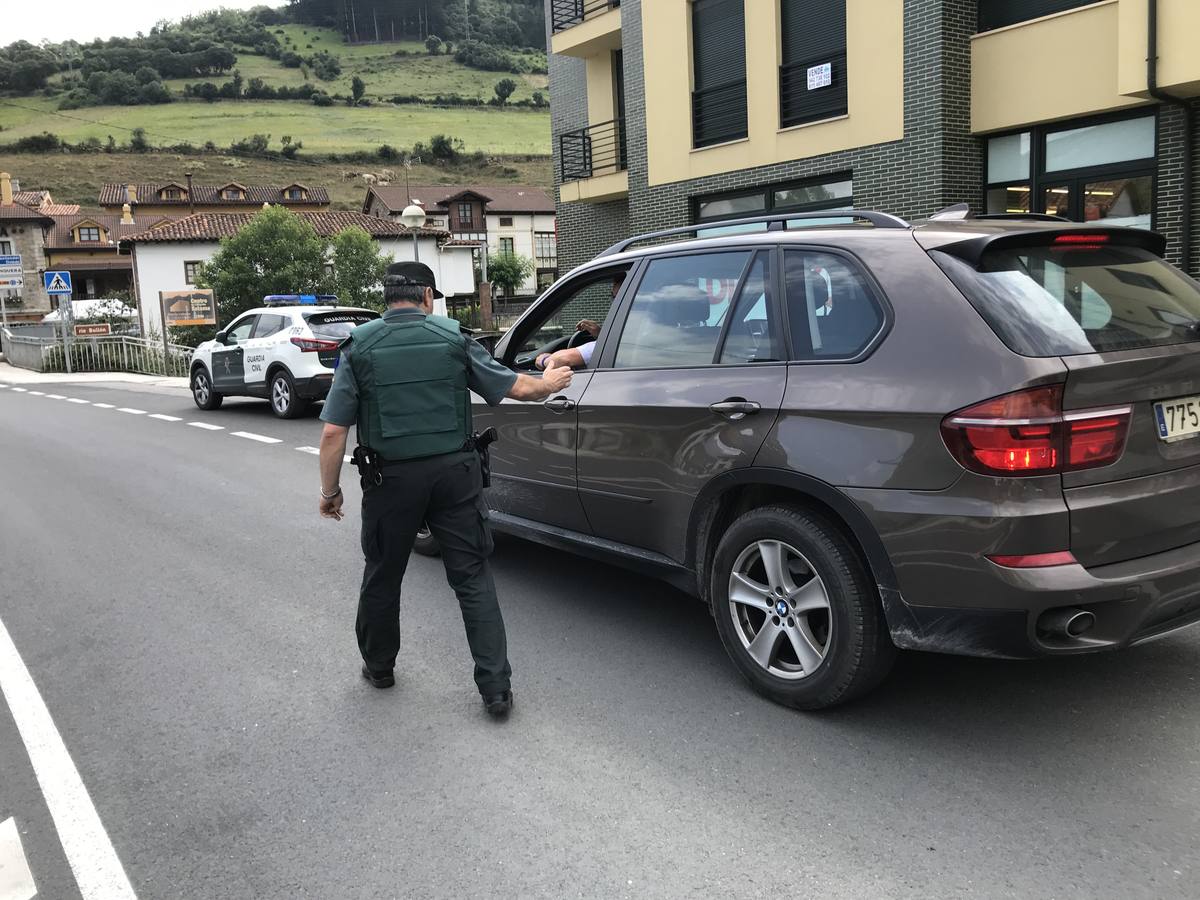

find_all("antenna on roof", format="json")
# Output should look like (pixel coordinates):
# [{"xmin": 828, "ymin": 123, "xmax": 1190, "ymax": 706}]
[{"xmin": 929, "ymin": 202, "xmax": 970, "ymax": 221}]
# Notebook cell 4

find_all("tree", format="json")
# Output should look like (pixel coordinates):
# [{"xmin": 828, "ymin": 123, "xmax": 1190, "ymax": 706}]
[
  {"xmin": 493, "ymin": 78, "xmax": 517, "ymax": 105},
  {"xmin": 328, "ymin": 226, "xmax": 392, "ymax": 310},
  {"xmin": 197, "ymin": 205, "xmax": 329, "ymax": 323},
  {"xmin": 487, "ymin": 251, "xmax": 534, "ymax": 298},
  {"xmin": 129, "ymin": 127, "xmax": 150, "ymax": 152},
  {"xmin": 351, "ymin": 75, "xmax": 365, "ymax": 104},
  {"xmin": 280, "ymin": 134, "xmax": 303, "ymax": 159},
  {"xmin": 425, "ymin": 34, "xmax": 442, "ymax": 55}
]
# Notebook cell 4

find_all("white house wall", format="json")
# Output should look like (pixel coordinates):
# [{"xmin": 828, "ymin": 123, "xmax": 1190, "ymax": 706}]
[{"xmin": 484, "ymin": 213, "xmax": 556, "ymax": 293}]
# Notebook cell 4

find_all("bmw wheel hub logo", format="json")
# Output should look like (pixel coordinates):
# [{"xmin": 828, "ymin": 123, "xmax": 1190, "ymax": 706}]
[{"xmin": 775, "ymin": 600, "xmax": 789, "ymax": 616}]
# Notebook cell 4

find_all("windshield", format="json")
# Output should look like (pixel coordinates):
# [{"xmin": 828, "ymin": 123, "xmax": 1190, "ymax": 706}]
[
  {"xmin": 933, "ymin": 243, "xmax": 1200, "ymax": 357},
  {"xmin": 303, "ymin": 310, "xmax": 378, "ymax": 339}
]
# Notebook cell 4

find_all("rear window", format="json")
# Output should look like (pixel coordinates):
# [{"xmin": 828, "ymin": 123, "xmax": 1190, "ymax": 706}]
[
  {"xmin": 303, "ymin": 310, "xmax": 378, "ymax": 339},
  {"xmin": 933, "ymin": 243, "xmax": 1200, "ymax": 357}
]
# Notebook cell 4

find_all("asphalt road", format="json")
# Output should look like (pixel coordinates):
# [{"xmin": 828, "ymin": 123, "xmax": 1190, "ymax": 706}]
[{"xmin": 0, "ymin": 379, "xmax": 1198, "ymax": 899}]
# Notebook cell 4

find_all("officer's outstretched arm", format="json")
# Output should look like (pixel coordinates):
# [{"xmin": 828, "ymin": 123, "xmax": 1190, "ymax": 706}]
[{"xmin": 507, "ymin": 366, "xmax": 572, "ymax": 401}]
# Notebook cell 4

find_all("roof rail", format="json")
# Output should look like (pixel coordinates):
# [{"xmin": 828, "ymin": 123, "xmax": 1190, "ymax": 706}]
[
  {"xmin": 596, "ymin": 209, "xmax": 910, "ymax": 258},
  {"xmin": 973, "ymin": 212, "xmax": 1072, "ymax": 223}
]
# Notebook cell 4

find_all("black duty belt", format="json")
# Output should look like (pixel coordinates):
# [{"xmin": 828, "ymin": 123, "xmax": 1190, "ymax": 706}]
[{"xmin": 352, "ymin": 428, "xmax": 499, "ymax": 486}]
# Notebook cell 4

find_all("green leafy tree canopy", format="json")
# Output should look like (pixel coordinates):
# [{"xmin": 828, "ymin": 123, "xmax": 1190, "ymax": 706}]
[
  {"xmin": 329, "ymin": 226, "xmax": 392, "ymax": 311},
  {"xmin": 487, "ymin": 251, "xmax": 534, "ymax": 297}
]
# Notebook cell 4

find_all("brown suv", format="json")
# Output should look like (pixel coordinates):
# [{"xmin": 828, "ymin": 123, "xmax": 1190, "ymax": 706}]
[{"xmin": 420, "ymin": 209, "xmax": 1200, "ymax": 709}]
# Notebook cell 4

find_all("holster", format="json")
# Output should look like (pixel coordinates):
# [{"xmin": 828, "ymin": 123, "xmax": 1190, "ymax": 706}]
[
  {"xmin": 470, "ymin": 427, "xmax": 499, "ymax": 489},
  {"xmin": 351, "ymin": 445, "xmax": 383, "ymax": 488}
]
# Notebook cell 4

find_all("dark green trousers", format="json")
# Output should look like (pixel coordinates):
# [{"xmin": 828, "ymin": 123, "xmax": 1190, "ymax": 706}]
[{"xmin": 357, "ymin": 449, "xmax": 511, "ymax": 696}]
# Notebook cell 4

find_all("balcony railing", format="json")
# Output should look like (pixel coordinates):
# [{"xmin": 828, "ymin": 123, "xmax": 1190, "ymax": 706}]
[
  {"xmin": 551, "ymin": 0, "xmax": 620, "ymax": 33},
  {"xmin": 692, "ymin": 78, "xmax": 748, "ymax": 148},
  {"xmin": 560, "ymin": 118, "xmax": 627, "ymax": 182},
  {"xmin": 780, "ymin": 52, "xmax": 848, "ymax": 129}
]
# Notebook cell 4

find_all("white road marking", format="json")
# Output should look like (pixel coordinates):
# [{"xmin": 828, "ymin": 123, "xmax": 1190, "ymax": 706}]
[
  {"xmin": 0, "ymin": 817, "xmax": 37, "ymax": 900},
  {"xmin": 10, "ymin": 388, "xmax": 26, "ymax": 392},
  {"xmin": 231, "ymin": 431, "xmax": 281, "ymax": 444},
  {"xmin": 344, "ymin": 455, "xmax": 353, "ymax": 464},
  {"xmin": 27, "ymin": 391, "xmax": 45, "ymax": 396},
  {"xmin": 148, "ymin": 414, "xmax": 182, "ymax": 422},
  {"xmin": 67, "ymin": 398, "xmax": 91, "ymax": 404},
  {"xmin": 295, "ymin": 446, "xmax": 320, "ymax": 455},
  {"xmin": 187, "ymin": 422, "xmax": 223, "ymax": 431},
  {"xmin": 45, "ymin": 395, "xmax": 66, "ymax": 400},
  {"xmin": 0, "ymin": 384, "xmax": 7, "ymax": 388},
  {"xmin": 116, "ymin": 408, "xmax": 146, "ymax": 415},
  {"xmin": 0, "ymin": 617, "xmax": 138, "ymax": 900},
  {"xmin": 92, "ymin": 403, "xmax": 115, "ymax": 409}
]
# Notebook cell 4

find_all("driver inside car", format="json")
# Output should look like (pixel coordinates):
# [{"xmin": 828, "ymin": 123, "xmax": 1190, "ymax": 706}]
[{"xmin": 534, "ymin": 273, "xmax": 625, "ymax": 371}]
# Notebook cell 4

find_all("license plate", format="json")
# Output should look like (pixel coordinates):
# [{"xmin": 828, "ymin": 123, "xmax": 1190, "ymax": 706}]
[{"xmin": 1153, "ymin": 395, "xmax": 1200, "ymax": 442}]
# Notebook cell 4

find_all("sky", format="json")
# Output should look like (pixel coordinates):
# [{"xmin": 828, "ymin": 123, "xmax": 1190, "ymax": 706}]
[{"xmin": 10, "ymin": 0, "xmax": 267, "ymax": 44}]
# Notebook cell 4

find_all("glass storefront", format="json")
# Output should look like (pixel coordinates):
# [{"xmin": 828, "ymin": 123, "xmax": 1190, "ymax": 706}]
[
  {"xmin": 693, "ymin": 175, "xmax": 853, "ymax": 235},
  {"xmin": 985, "ymin": 112, "xmax": 1155, "ymax": 229}
]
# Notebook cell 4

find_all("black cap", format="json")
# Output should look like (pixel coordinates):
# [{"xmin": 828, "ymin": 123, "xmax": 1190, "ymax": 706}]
[{"xmin": 383, "ymin": 261, "xmax": 443, "ymax": 299}]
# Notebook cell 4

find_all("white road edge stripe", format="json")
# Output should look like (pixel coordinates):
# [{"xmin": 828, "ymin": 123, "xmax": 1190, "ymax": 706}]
[
  {"xmin": 45, "ymin": 395, "xmax": 66, "ymax": 400},
  {"xmin": 67, "ymin": 398, "xmax": 91, "ymax": 404},
  {"xmin": 10, "ymin": 388, "xmax": 27, "ymax": 392},
  {"xmin": 27, "ymin": 391, "xmax": 45, "ymax": 396},
  {"xmin": 116, "ymin": 408, "xmax": 146, "ymax": 415},
  {"xmin": 295, "ymin": 446, "xmax": 320, "ymax": 455},
  {"xmin": 148, "ymin": 414, "xmax": 182, "ymax": 422},
  {"xmin": 187, "ymin": 422, "xmax": 224, "ymax": 431},
  {"xmin": 0, "ymin": 816, "xmax": 37, "ymax": 900},
  {"xmin": 92, "ymin": 403, "xmax": 115, "ymax": 409},
  {"xmin": 0, "ymin": 617, "xmax": 138, "ymax": 900},
  {"xmin": 231, "ymin": 431, "xmax": 281, "ymax": 444}
]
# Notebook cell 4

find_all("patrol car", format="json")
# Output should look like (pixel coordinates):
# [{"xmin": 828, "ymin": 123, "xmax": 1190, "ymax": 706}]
[{"xmin": 189, "ymin": 295, "xmax": 379, "ymax": 418}]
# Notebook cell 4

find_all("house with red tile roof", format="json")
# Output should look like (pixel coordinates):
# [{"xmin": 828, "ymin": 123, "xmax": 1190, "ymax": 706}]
[
  {"xmin": 0, "ymin": 172, "xmax": 56, "ymax": 323},
  {"xmin": 99, "ymin": 181, "xmax": 331, "ymax": 216}
]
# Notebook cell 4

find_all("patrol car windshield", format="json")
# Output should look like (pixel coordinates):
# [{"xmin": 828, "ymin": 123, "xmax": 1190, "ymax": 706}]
[{"xmin": 304, "ymin": 310, "xmax": 378, "ymax": 339}]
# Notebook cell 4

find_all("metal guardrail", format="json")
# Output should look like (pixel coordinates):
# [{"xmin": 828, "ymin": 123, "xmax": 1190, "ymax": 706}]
[
  {"xmin": 560, "ymin": 118, "xmax": 627, "ymax": 182},
  {"xmin": 1, "ymin": 327, "xmax": 193, "ymax": 378},
  {"xmin": 551, "ymin": 0, "xmax": 620, "ymax": 33}
]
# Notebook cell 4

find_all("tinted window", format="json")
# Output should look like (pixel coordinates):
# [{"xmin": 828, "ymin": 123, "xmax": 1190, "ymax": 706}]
[
  {"xmin": 513, "ymin": 268, "xmax": 630, "ymax": 363},
  {"xmin": 718, "ymin": 254, "xmax": 781, "ymax": 363},
  {"xmin": 933, "ymin": 243, "xmax": 1200, "ymax": 357},
  {"xmin": 784, "ymin": 251, "xmax": 883, "ymax": 359},
  {"xmin": 253, "ymin": 314, "xmax": 288, "ymax": 338},
  {"xmin": 614, "ymin": 252, "xmax": 751, "ymax": 368}
]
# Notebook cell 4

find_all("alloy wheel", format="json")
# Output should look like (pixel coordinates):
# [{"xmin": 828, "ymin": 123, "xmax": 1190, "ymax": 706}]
[
  {"xmin": 194, "ymin": 373, "xmax": 210, "ymax": 405},
  {"xmin": 272, "ymin": 377, "xmax": 291, "ymax": 414},
  {"xmin": 727, "ymin": 539, "xmax": 833, "ymax": 680}
]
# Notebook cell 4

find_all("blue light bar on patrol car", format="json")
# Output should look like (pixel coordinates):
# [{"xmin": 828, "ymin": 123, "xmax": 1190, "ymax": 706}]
[{"xmin": 262, "ymin": 294, "xmax": 339, "ymax": 306}]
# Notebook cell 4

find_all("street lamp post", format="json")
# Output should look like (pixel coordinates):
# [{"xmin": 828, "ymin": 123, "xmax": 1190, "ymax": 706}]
[{"xmin": 400, "ymin": 203, "xmax": 426, "ymax": 263}]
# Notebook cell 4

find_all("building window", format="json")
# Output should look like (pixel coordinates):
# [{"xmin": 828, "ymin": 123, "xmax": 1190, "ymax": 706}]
[
  {"xmin": 779, "ymin": 0, "xmax": 847, "ymax": 129},
  {"xmin": 184, "ymin": 261, "xmax": 202, "ymax": 285},
  {"xmin": 284, "ymin": 187, "xmax": 307, "ymax": 201},
  {"xmin": 694, "ymin": 175, "xmax": 853, "ymax": 233},
  {"xmin": 499, "ymin": 216, "xmax": 514, "ymax": 226},
  {"xmin": 691, "ymin": 0, "xmax": 747, "ymax": 148},
  {"xmin": 985, "ymin": 112, "xmax": 1155, "ymax": 229},
  {"xmin": 499, "ymin": 237, "xmax": 515, "ymax": 255},
  {"xmin": 534, "ymin": 232, "xmax": 557, "ymax": 267},
  {"xmin": 222, "ymin": 188, "xmax": 244, "ymax": 200},
  {"xmin": 78, "ymin": 226, "xmax": 101, "ymax": 242},
  {"xmin": 162, "ymin": 188, "xmax": 183, "ymax": 200},
  {"xmin": 978, "ymin": 0, "xmax": 1100, "ymax": 33},
  {"xmin": 457, "ymin": 202, "xmax": 474, "ymax": 224}
]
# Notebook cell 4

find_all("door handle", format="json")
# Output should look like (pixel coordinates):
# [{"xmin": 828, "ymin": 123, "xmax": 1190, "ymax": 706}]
[
  {"xmin": 544, "ymin": 396, "xmax": 576, "ymax": 413},
  {"xmin": 709, "ymin": 399, "xmax": 761, "ymax": 421}
]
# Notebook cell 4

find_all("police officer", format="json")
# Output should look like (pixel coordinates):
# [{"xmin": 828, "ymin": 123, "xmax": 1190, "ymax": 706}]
[{"xmin": 317, "ymin": 261, "xmax": 572, "ymax": 718}]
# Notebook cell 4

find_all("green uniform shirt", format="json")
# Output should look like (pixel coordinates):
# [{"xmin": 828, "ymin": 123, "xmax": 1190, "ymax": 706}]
[{"xmin": 319, "ymin": 307, "xmax": 517, "ymax": 427}]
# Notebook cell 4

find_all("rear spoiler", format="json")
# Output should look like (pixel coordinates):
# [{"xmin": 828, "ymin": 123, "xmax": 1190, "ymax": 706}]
[{"xmin": 933, "ymin": 228, "xmax": 1168, "ymax": 267}]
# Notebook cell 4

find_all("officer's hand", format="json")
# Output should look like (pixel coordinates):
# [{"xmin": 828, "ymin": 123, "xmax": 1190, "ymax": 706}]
[
  {"xmin": 542, "ymin": 361, "xmax": 573, "ymax": 392},
  {"xmin": 320, "ymin": 491, "xmax": 344, "ymax": 521},
  {"xmin": 576, "ymin": 319, "xmax": 601, "ymax": 337}
]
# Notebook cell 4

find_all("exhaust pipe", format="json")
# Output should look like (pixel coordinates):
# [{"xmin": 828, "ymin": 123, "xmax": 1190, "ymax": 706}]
[{"xmin": 1038, "ymin": 607, "xmax": 1096, "ymax": 639}]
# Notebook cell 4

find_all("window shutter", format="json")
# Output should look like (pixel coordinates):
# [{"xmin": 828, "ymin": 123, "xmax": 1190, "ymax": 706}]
[
  {"xmin": 779, "ymin": 0, "xmax": 848, "ymax": 128},
  {"xmin": 691, "ymin": 0, "xmax": 748, "ymax": 147},
  {"xmin": 978, "ymin": 0, "xmax": 1099, "ymax": 32}
]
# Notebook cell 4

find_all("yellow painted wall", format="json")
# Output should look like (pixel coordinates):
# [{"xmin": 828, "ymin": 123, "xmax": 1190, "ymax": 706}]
[
  {"xmin": 1117, "ymin": 0, "xmax": 1200, "ymax": 98},
  {"xmin": 642, "ymin": 0, "xmax": 904, "ymax": 188},
  {"xmin": 560, "ymin": 170, "xmax": 629, "ymax": 203},
  {"xmin": 972, "ymin": 1, "xmax": 1145, "ymax": 134},
  {"xmin": 550, "ymin": 4, "xmax": 622, "ymax": 58},
  {"xmin": 586, "ymin": 53, "xmax": 616, "ymax": 124}
]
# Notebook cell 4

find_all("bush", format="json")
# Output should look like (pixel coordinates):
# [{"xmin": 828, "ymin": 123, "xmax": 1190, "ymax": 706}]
[
  {"xmin": 454, "ymin": 41, "xmax": 521, "ymax": 74},
  {"xmin": 75, "ymin": 136, "xmax": 103, "ymax": 153},
  {"xmin": 425, "ymin": 34, "xmax": 442, "ymax": 55},
  {"xmin": 307, "ymin": 51, "xmax": 341, "ymax": 81},
  {"xmin": 104, "ymin": 135, "xmax": 117, "ymax": 153},
  {"xmin": 311, "ymin": 91, "xmax": 333, "ymax": 107},
  {"xmin": 138, "ymin": 80, "xmax": 172, "ymax": 104},
  {"xmin": 377, "ymin": 143, "xmax": 400, "ymax": 161},
  {"xmin": 228, "ymin": 133, "xmax": 270, "ymax": 156},
  {"xmin": 135, "ymin": 66, "xmax": 162, "ymax": 85},
  {"xmin": 429, "ymin": 133, "xmax": 463, "ymax": 161},
  {"xmin": 5, "ymin": 132, "xmax": 62, "ymax": 152},
  {"xmin": 281, "ymin": 51, "xmax": 303, "ymax": 68},
  {"xmin": 129, "ymin": 128, "xmax": 150, "ymax": 152},
  {"xmin": 493, "ymin": 78, "xmax": 517, "ymax": 105},
  {"xmin": 531, "ymin": 90, "xmax": 547, "ymax": 108}
]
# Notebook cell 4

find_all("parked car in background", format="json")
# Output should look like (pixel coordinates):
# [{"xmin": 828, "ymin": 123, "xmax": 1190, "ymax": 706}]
[{"xmin": 427, "ymin": 208, "xmax": 1200, "ymax": 710}]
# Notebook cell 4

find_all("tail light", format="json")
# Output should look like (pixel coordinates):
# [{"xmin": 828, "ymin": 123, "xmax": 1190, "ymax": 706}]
[
  {"xmin": 987, "ymin": 551, "xmax": 1078, "ymax": 568},
  {"xmin": 291, "ymin": 337, "xmax": 341, "ymax": 352},
  {"xmin": 941, "ymin": 385, "xmax": 1131, "ymax": 476}
]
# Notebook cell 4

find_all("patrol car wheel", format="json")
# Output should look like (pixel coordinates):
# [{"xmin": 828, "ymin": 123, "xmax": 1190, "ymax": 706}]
[
  {"xmin": 269, "ymin": 370, "xmax": 309, "ymax": 420},
  {"xmin": 413, "ymin": 524, "xmax": 441, "ymax": 557},
  {"xmin": 191, "ymin": 367, "xmax": 223, "ymax": 410}
]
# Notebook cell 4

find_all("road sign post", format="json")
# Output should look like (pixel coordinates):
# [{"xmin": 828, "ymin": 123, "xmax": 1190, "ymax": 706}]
[
  {"xmin": 44, "ymin": 271, "xmax": 74, "ymax": 374},
  {"xmin": 0, "ymin": 254, "xmax": 22, "ymax": 329}
]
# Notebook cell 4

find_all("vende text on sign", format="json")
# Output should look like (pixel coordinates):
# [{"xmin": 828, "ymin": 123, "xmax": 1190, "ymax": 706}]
[
  {"xmin": 807, "ymin": 62, "xmax": 833, "ymax": 90},
  {"xmin": 74, "ymin": 323, "xmax": 112, "ymax": 336}
]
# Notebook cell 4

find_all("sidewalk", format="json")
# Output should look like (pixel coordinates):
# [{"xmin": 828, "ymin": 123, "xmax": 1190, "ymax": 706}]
[{"xmin": 0, "ymin": 360, "xmax": 189, "ymax": 391}]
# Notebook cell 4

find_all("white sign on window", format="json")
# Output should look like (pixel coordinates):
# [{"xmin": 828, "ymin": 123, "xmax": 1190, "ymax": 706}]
[{"xmin": 807, "ymin": 63, "xmax": 833, "ymax": 90}]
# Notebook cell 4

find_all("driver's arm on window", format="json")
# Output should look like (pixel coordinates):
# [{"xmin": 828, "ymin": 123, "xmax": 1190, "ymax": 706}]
[{"xmin": 536, "ymin": 340, "xmax": 595, "ymax": 370}]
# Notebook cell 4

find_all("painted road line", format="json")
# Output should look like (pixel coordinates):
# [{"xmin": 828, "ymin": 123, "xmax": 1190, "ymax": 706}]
[
  {"xmin": 116, "ymin": 408, "xmax": 146, "ymax": 415},
  {"xmin": 67, "ymin": 398, "xmax": 91, "ymax": 404},
  {"xmin": 0, "ymin": 816, "xmax": 37, "ymax": 900},
  {"xmin": 0, "ymin": 617, "xmax": 138, "ymax": 900},
  {"xmin": 27, "ymin": 392, "xmax": 45, "ymax": 397},
  {"xmin": 232, "ymin": 431, "xmax": 282, "ymax": 444},
  {"xmin": 148, "ymin": 414, "xmax": 182, "ymax": 422},
  {"xmin": 0, "ymin": 384, "xmax": 7, "ymax": 388},
  {"xmin": 45, "ymin": 395, "xmax": 66, "ymax": 400},
  {"xmin": 187, "ymin": 422, "xmax": 224, "ymax": 431},
  {"xmin": 10, "ymin": 388, "xmax": 27, "ymax": 392},
  {"xmin": 92, "ymin": 403, "xmax": 115, "ymax": 410},
  {"xmin": 344, "ymin": 455, "xmax": 353, "ymax": 464},
  {"xmin": 296, "ymin": 446, "xmax": 320, "ymax": 455}
]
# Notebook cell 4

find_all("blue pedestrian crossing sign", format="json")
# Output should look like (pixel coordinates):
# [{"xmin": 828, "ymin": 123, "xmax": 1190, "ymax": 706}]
[{"xmin": 44, "ymin": 270, "xmax": 72, "ymax": 294}]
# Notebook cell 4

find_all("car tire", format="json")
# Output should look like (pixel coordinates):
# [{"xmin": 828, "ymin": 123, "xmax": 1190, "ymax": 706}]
[
  {"xmin": 191, "ymin": 366, "xmax": 223, "ymax": 411},
  {"xmin": 413, "ymin": 523, "xmax": 440, "ymax": 557},
  {"xmin": 710, "ymin": 505, "xmax": 896, "ymax": 711},
  {"xmin": 269, "ymin": 370, "xmax": 309, "ymax": 419}
]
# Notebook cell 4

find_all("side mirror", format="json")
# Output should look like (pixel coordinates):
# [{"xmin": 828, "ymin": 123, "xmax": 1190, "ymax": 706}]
[{"xmin": 215, "ymin": 331, "xmax": 228, "ymax": 345}]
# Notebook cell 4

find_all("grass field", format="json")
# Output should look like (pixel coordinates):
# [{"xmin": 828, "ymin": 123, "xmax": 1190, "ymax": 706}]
[
  {"xmin": 0, "ymin": 151, "xmax": 554, "ymax": 211},
  {"xmin": 0, "ymin": 96, "xmax": 552, "ymax": 156}
]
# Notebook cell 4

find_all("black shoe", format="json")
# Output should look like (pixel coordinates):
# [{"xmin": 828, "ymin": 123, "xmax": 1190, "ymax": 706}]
[
  {"xmin": 483, "ymin": 689, "xmax": 513, "ymax": 718},
  {"xmin": 361, "ymin": 664, "xmax": 395, "ymax": 689}
]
